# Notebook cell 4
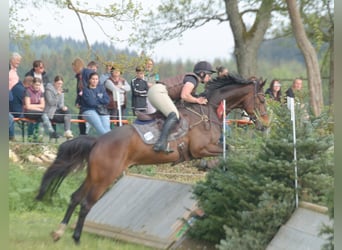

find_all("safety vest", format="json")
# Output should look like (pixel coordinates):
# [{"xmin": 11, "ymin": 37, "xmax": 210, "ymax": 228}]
[{"xmin": 158, "ymin": 72, "xmax": 200, "ymax": 100}]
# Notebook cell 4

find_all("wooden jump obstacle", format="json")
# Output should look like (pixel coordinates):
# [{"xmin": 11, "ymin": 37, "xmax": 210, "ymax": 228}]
[{"xmin": 83, "ymin": 175, "xmax": 198, "ymax": 249}]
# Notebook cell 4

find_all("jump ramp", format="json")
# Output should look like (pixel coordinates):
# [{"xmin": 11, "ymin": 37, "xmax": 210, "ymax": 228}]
[
  {"xmin": 83, "ymin": 175, "xmax": 198, "ymax": 249},
  {"xmin": 266, "ymin": 202, "xmax": 332, "ymax": 250}
]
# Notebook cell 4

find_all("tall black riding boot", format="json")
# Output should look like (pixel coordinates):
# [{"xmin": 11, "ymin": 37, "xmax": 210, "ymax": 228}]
[{"xmin": 153, "ymin": 112, "xmax": 178, "ymax": 153}]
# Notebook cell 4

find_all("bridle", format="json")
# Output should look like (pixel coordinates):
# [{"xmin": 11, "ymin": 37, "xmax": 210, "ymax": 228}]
[{"xmin": 247, "ymin": 81, "xmax": 268, "ymax": 126}]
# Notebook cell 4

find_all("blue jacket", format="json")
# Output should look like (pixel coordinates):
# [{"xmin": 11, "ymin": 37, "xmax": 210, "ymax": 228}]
[
  {"xmin": 75, "ymin": 68, "xmax": 95, "ymax": 106},
  {"xmin": 80, "ymin": 84, "xmax": 110, "ymax": 113},
  {"xmin": 9, "ymin": 81, "xmax": 25, "ymax": 117}
]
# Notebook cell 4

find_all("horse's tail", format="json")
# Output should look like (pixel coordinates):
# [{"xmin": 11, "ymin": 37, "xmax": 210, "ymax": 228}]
[{"xmin": 36, "ymin": 135, "xmax": 97, "ymax": 201}]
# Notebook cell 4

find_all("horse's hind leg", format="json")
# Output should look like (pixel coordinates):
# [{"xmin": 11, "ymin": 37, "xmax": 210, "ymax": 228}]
[
  {"xmin": 51, "ymin": 182, "xmax": 88, "ymax": 241},
  {"xmin": 72, "ymin": 183, "xmax": 109, "ymax": 244}
]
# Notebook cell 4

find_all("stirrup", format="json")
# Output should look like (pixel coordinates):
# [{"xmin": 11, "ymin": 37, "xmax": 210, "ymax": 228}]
[
  {"xmin": 153, "ymin": 142, "xmax": 174, "ymax": 153},
  {"xmin": 164, "ymin": 143, "xmax": 174, "ymax": 153}
]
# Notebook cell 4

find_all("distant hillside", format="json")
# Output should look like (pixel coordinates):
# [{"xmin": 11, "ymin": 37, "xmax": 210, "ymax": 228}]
[
  {"xmin": 258, "ymin": 37, "xmax": 305, "ymax": 64},
  {"xmin": 10, "ymin": 35, "xmax": 316, "ymax": 68}
]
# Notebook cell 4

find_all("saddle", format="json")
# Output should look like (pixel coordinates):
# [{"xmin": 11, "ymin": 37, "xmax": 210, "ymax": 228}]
[{"xmin": 132, "ymin": 114, "xmax": 189, "ymax": 145}]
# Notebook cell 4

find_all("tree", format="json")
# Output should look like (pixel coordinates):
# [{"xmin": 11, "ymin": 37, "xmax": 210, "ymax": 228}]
[
  {"xmin": 9, "ymin": 0, "xmax": 143, "ymax": 64},
  {"xmin": 286, "ymin": 0, "xmax": 323, "ymax": 116},
  {"xmin": 138, "ymin": 0, "xmax": 275, "ymax": 78},
  {"xmin": 189, "ymin": 102, "xmax": 333, "ymax": 247},
  {"xmin": 10, "ymin": 0, "xmax": 332, "ymax": 114},
  {"xmin": 224, "ymin": 0, "xmax": 273, "ymax": 78},
  {"xmin": 137, "ymin": 0, "xmax": 331, "ymax": 117}
]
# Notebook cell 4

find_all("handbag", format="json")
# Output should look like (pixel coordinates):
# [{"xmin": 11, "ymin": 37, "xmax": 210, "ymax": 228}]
[{"xmin": 96, "ymin": 104, "xmax": 109, "ymax": 115}]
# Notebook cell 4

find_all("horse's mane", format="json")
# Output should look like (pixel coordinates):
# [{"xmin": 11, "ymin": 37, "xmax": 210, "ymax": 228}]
[{"xmin": 206, "ymin": 73, "xmax": 252, "ymax": 91}]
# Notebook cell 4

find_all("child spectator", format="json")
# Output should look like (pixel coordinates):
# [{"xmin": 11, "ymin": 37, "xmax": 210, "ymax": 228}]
[
  {"xmin": 87, "ymin": 60, "xmax": 98, "ymax": 72},
  {"xmin": 131, "ymin": 66, "xmax": 149, "ymax": 115}
]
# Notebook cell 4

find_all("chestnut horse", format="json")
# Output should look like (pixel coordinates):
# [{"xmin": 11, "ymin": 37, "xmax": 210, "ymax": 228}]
[{"xmin": 36, "ymin": 78, "xmax": 268, "ymax": 244}]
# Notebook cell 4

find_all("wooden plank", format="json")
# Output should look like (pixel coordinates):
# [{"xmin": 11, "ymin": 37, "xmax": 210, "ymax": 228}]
[
  {"xmin": 83, "ymin": 175, "xmax": 197, "ymax": 249},
  {"xmin": 267, "ymin": 205, "xmax": 332, "ymax": 250}
]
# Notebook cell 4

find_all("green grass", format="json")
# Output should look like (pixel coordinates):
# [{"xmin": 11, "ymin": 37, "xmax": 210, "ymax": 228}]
[
  {"xmin": 9, "ymin": 211, "xmax": 154, "ymax": 250},
  {"xmin": 8, "ymin": 160, "xmax": 155, "ymax": 250}
]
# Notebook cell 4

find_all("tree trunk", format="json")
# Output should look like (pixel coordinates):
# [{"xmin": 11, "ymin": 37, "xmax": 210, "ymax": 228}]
[
  {"xmin": 286, "ymin": 0, "xmax": 324, "ymax": 116},
  {"xmin": 329, "ymin": 32, "xmax": 334, "ymax": 107},
  {"xmin": 224, "ymin": 0, "xmax": 273, "ymax": 78}
]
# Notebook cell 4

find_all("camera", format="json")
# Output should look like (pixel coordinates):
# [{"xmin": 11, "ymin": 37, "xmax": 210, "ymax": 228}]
[{"xmin": 62, "ymin": 88, "xmax": 69, "ymax": 93}]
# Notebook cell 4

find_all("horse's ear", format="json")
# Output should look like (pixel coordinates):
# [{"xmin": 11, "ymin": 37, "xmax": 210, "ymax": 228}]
[{"xmin": 261, "ymin": 79, "xmax": 267, "ymax": 87}]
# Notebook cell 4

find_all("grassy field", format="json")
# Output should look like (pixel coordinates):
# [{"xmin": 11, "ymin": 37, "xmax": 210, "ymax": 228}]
[
  {"xmin": 9, "ymin": 211, "xmax": 154, "ymax": 250},
  {"xmin": 8, "ymin": 143, "xmax": 207, "ymax": 250}
]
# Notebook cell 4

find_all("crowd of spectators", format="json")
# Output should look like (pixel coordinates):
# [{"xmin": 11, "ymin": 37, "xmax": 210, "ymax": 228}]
[{"xmin": 9, "ymin": 52, "xmax": 304, "ymax": 143}]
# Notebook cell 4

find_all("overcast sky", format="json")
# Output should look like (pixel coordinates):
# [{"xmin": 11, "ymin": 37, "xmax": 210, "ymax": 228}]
[{"xmin": 19, "ymin": 1, "xmax": 235, "ymax": 62}]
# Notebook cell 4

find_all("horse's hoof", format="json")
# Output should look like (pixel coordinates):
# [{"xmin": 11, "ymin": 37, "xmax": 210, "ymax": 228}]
[
  {"xmin": 50, "ymin": 231, "xmax": 61, "ymax": 242},
  {"xmin": 72, "ymin": 235, "xmax": 81, "ymax": 245},
  {"xmin": 198, "ymin": 159, "xmax": 208, "ymax": 170}
]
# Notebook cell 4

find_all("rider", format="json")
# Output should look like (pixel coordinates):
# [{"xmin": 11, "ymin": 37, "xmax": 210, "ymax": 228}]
[{"xmin": 147, "ymin": 61, "xmax": 215, "ymax": 153}]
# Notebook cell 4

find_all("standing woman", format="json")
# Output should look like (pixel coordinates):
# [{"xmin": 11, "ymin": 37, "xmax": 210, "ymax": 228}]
[
  {"xmin": 265, "ymin": 79, "xmax": 282, "ymax": 102},
  {"xmin": 80, "ymin": 72, "xmax": 110, "ymax": 135},
  {"xmin": 104, "ymin": 65, "xmax": 131, "ymax": 120},
  {"xmin": 44, "ymin": 75, "xmax": 74, "ymax": 139}
]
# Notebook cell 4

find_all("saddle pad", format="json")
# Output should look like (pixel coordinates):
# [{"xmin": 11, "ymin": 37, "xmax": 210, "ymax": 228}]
[{"xmin": 132, "ymin": 118, "xmax": 189, "ymax": 144}]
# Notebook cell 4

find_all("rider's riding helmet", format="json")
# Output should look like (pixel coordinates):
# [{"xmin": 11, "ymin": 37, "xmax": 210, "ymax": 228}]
[{"xmin": 193, "ymin": 61, "xmax": 216, "ymax": 75}]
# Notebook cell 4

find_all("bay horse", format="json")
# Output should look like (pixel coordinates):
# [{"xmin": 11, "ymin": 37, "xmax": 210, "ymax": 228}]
[{"xmin": 36, "ymin": 78, "xmax": 269, "ymax": 244}]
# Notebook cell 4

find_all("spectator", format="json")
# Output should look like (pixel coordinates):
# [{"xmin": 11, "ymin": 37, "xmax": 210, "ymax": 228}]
[
  {"xmin": 44, "ymin": 75, "xmax": 73, "ymax": 139},
  {"xmin": 143, "ymin": 58, "xmax": 158, "ymax": 114},
  {"xmin": 72, "ymin": 57, "xmax": 95, "ymax": 135},
  {"xmin": 144, "ymin": 58, "xmax": 159, "ymax": 85},
  {"xmin": 99, "ymin": 61, "xmax": 113, "ymax": 85},
  {"xmin": 131, "ymin": 66, "xmax": 149, "ymax": 115},
  {"xmin": 286, "ymin": 77, "xmax": 303, "ymax": 98},
  {"xmin": 10, "ymin": 76, "xmax": 39, "ymax": 139},
  {"xmin": 23, "ymin": 77, "xmax": 59, "ymax": 140},
  {"xmin": 87, "ymin": 60, "xmax": 98, "ymax": 72},
  {"xmin": 265, "ymin": 79, "xmax": 282, "ymax": 102},
  {"xmin": 9, "ymin": 113, "xmax": 15, "ymax": 141},
  {"xmin": 80, "ymin": 72, "xmax": 110, "ymax": 135},
  {"xmin": 25, "ymin": 60, "xmax": 50, "ymax": 93},
  {"xmin": 285, "ymin": 77, "xmax": 309, "ymax": 120},
  {"xmin": 9, "ymin": 52, "xmax": 22, "ymax": 90},
  {"xmin": 10, "ymin": 76, "xmax": 34, "ymax": 118},
  {"xmin": 147, "ymin": 61, "xmax": 215, "ymax": 152},
  {"xmin": 216, "ymin": 65, "xmax": 229, "ymax": 78},
  {"xmin": 9, "ymin": 91, "xmax": 15, "ymax": 141},
  {"xmin": 104, "ymin": 65, "xmax": 131, "ymax": 121},
  {"xmin": 84, "ymin": 60, "xmax": 99, "ymax": 133},
  {"xmin": 215, "ymin": 66, "xmax": 231, "ymax": 142}
]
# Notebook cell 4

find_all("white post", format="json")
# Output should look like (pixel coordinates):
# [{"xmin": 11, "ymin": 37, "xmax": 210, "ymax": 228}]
[
  {"xmin": 116, "ymin": 91, "xmax": 122, "ymax": 126},
  {"xmin": 288, "ymin": 97, "xmax": 298, "ymax": 208}
]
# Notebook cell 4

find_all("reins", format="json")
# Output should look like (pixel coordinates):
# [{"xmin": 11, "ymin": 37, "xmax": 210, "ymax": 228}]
[{"xmin": 182, "ymin": 103, "xmax": 221, "ymax": 129}]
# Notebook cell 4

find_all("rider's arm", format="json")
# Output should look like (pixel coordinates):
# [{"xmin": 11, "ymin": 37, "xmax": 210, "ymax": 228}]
[{"xmin": 181, "ymin": 82, "xmax": 207, "ymax": 104}]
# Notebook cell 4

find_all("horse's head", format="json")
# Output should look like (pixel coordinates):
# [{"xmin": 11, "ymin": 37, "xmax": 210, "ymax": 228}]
[
  {"xmin": 206, "ymin": 75, "xmax": 269, "ymax": 130},
  {"xmin": 244, "ymin": 78, "xmax": 270, "ymax": 130}
]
